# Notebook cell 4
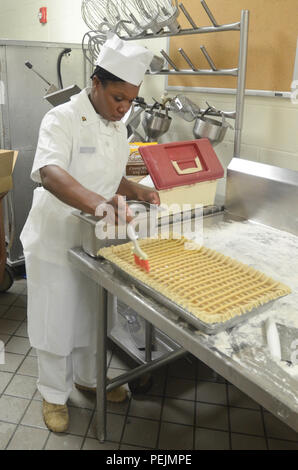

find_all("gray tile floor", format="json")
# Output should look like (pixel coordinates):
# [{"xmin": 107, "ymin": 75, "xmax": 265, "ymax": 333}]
[{"xmin": 1, "ymin": 277, "xmax": 298, "ymax": 450}]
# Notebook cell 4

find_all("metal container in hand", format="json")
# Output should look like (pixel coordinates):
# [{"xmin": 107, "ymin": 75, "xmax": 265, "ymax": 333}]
[{"xmin": 73, "ymin": 201, "xmax": 159, "ymax": 258}]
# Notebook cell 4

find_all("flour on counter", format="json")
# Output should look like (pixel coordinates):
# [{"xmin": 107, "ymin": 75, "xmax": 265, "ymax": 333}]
[{"xmin": 186, "ymin": 216, "xmax": 298, "ymax": 386}]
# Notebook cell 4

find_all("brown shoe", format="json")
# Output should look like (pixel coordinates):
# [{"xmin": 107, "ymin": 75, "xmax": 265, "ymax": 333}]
[
  {"xmin": 42, "ymin": 400, "xmax": 69, "ymax": 433},
  {"xmin": 75, "ymin": 381, "xmax": 128, "ymax": 403}
]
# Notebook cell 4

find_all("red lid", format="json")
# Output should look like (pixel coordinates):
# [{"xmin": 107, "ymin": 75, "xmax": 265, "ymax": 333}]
[{"xmin": 138, "ymin": 138, "xmax": 224, "ymax": 190}]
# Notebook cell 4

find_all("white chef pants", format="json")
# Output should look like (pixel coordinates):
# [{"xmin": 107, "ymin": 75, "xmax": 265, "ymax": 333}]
[{"xmin": 36, "ymin": 345, "xmax": 97, "ymax": 405}]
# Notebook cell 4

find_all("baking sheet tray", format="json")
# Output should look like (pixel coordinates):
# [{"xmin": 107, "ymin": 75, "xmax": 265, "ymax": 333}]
[{"xmin": 103, "ymin": 258, "xmax": 276, "ymax": 335}]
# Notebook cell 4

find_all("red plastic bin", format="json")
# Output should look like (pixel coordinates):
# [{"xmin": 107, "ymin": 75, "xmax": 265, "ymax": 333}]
[
  {"xmin": 138, "ymin": 139, "xmax": 224, "ymax": 211},
  {"xmin": 139, "ymin": 138, "xmax": 224, "ymax": 190}
]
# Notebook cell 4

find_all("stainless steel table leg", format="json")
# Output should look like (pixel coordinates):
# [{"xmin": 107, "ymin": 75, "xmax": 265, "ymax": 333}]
[
  {"xmin": 145, "ymin": 321, "xmax": 153, "ymax": 362},
  {"xmin": 96, "ymin": 286, "xmax": 108, "ymax": 442}
]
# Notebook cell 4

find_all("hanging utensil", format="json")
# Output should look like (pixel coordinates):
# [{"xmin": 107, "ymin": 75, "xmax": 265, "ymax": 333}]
[
  {"xmin": 193, "ymin": 104, "xmax": 233, "ymax": 146},
  {"xmin": 82, "ymin": 0, "xmax": 113, "ymax": 31},
  {"xmin": 142, "ymin": 109, "xmax": 172, "ymax": 142},
  {"xmin": 155, "ymin": 0, "xmax": 181, "ymax": 34},
  {"xmin": 119, "ymin": 0, "xmax": 162, "ymax": 35},
  {"xmin": 25, "ymin": 62, "xmax": 58, "ymax": 94},
  {"xmin": 169, "ymin": 95, "xmax": 200, "ymax": 122}
]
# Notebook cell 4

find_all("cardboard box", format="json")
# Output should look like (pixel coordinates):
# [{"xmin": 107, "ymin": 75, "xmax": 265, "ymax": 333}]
[
  {"xmin": 0, "ymin": 150, "xmax": 18, "ymax": 193},
  {"xmin": 126, "ymin": 142, "xmax": 157, "ymax": 177},
  {"xmin": 126, "ymin": 162, "xmax": 148, "ymax": 176}
]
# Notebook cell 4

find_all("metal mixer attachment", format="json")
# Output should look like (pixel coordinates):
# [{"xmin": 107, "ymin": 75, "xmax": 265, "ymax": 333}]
[
  {"xmin": 142, "ymin": 98, "xmax": 172, "ymax": 142},
  {"xmin": 193, "ymin": 102, "xmax": 233, "ymax": 146},
  {"xmin": 82, "ymin": 30, "xmax": 106, "ymax": 65},
  {"xmin": 119, "ymin": 0, "xmax": 162, "ymax": 35},
  {"xmin": 169, "ymin": 95, "xmax": 201, "ymax": 122},
  {"xmin": 82, "ymin": 0, "xmax": 133, "ymax": 38},
  {"xmin": 148, "ymin": 0, "xmax": 181, "ymax": 34},
  {"xmin": 82, "ymin": 0, "xmax": 114, "ymax": 31}
]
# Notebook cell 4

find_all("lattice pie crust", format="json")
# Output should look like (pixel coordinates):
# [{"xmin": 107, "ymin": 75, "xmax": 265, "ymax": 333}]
[{"xmin": 99, "ymin": 236, "xmax": 291, "ymax": 324}]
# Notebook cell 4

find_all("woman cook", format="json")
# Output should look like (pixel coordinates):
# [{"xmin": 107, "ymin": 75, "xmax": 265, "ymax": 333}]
[{"xmin": 21, "ymin": 34, "xmax": 159, "ymax": 433}]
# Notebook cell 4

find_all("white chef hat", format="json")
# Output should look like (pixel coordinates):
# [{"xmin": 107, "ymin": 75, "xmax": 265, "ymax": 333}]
[{"xmin": 95, "ymin": 33, "xmax": 154, "ymax": 86}]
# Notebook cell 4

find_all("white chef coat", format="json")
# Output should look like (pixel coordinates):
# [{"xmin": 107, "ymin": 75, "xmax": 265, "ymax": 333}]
[{"xmin": 20, "ymin": 88, "xmax": 129, "ymax": 355}]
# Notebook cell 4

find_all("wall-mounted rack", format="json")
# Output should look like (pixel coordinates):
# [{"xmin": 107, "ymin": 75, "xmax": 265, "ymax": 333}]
[
  {"xmin": 120, "ymin": 1, "xmax": 249, "ymax": 158},
  {"xmin": 121, "ymin": 0, "xmax": 241, "ymax": 40},
  {"xmin": 122, "ymin": 21, "xmax": 241, "ymax": 40},
  {"xmin": 81, "ymin": 0, "xmax": 249, "ymax": 158}
]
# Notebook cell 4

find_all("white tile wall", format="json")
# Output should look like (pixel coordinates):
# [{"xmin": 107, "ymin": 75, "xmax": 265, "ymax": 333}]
[{"xmin": 0, "ymin": 0, "xmax": 297, "ymax": 171}]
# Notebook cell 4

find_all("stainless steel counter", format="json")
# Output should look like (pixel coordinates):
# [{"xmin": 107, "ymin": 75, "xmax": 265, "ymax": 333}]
[{"xmin": 68, "ymin": 211, "xmax": 298, "ymax": 440}]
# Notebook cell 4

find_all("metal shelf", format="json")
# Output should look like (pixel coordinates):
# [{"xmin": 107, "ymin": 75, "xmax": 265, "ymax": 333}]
[
  {"xmin": 146, "ymin": 68, "xmax": 239, "ymax": 77},
  {"xmin": 81, "ymin": 4, "xmax": 249, "ymax": 167},
  {"xmin": 120, "ymin": 22, "xmax": 241, "ymax": 41},
  {"xmin": 124, "ymin": 6, "xmax": 249, "ymax": 159}
]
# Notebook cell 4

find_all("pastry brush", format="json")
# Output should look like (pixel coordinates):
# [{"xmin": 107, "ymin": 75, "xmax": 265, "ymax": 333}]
[{"xmin": 127, "ymin": 224, "xmax": 150, "ymax": 273}]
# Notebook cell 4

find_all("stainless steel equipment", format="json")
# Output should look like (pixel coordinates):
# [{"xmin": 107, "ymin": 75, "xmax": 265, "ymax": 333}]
[
  {"xmin": 193, "ymin": 108, "xmax": 233, "ymax": 146},
  {"xmin": 0, "ymin": 40, "xmax": 92, "ymax": 266},
  {"xmin": 82, "ymin": 0, "xmax": 182, "ymax": 38},
  {"xmin": 225, "ymin": 158, "xmax": 298, "ymax": 237},
  {"xmin": 81, "ymin": 0, "xmax": 115, "ymax": 31},
  {"xmin": 178, "ymin": 47, "xmax": 197, "ymax": 71},
  {"xmin": 107, "ymin": 260, "xmax": 278, "ymax": 335},
  {"xmin": 149, "ymin": 54, "xmax": 165, "ymax": 73},
  {"xmin": 120, "ymin": 0, "xmax": 161, "ymax": 35},
  {"xmin": 142, "ymin": 109, "xmax": 172, "ymax": 141},
  {"xmin": 69, "ymin": 159, "xmax": 298, "ymax": 441},
  {"xmin": 73, "ymin": 200, "xmax": 159, "ymax": 258},
  {"xmin": 43, "ymin": 85, "xmax": 82, "ymax": 107},
  {"xmin": 25, "ymin": 60, "xmax": 82, "ymax": 107},
  {"xmin": 81, "ymin": 0, "xmax": 248, "ymax": 155},
  {"xmin": 123, "ymin": 96, "xmax": 147, "ymax": 139},
  {"xmin": 169, "ymin": 94, "xmax": 200, "ymax": 122},
  {"xmin": 82, "ymin": 30, "xmax": 106, "ymax": 66},
  {"xmin": 24, "ymin": 61, "xmax": 58, "ymax": 94},
  {"xmin": 120, "ymin": 3, "xmax": 249, "ymax": 160},
  {"xmin": 141, "ymin": 0, "xmax": 181, "ymax": 34}
]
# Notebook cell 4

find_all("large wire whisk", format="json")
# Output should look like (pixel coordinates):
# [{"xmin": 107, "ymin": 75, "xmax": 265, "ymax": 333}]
[
  {"xmin": 81, "ymin": 0, "xmax": 114, "ymax": 30},
  {"xmin": 82, "ymin": 30, "xmax": 106, "ymax": 66},
  {"xmin": 119, "ymin": 0, "xmax": 162, "ymax": 35},
  {"xmin": 134, "ymin": 0, "xmax": 180, "ymax": 34},
  {"xmin": 81, "ymin": 0, "xmax": 131, "ymax": 63},
  {"xmin": 104, "ymin": 0, "xmax": 137, "ymax": 36}
]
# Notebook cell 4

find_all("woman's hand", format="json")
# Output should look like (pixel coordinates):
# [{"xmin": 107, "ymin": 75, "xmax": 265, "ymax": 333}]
[
  {"xmin": 117, "ymin": 177, "xmax": 160, "ymax": 206},
  {"xmin": 134, "ymin": 185, "xmax": 160, "ymax": 206}
]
